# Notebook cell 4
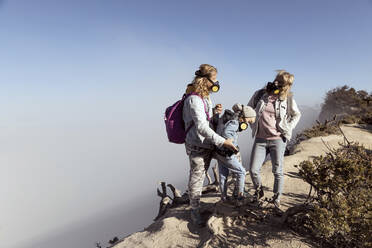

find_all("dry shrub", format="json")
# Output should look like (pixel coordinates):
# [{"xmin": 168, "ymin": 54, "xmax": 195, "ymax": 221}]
[
  {"xmin": 299, "ymin": 118, "xmax": 340, "ymax": 140},
  {"xmin": 294, "ymin": 143, "xmax": 372, "ymax": 248}
]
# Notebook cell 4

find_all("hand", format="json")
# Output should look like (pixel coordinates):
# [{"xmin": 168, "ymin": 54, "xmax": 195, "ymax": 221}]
[
  {"xmin": 223, "ymin": 139, "xmax": 238, "ymax": 153},
  {"xmin": 214, "ymin": 104, "xmax": 223, "ymax": 114}
]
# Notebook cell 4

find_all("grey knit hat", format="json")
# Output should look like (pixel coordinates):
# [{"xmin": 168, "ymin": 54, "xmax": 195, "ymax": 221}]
[{"xmin": 232, "ymin": 103, "xmax": 256, "ymax": 118}]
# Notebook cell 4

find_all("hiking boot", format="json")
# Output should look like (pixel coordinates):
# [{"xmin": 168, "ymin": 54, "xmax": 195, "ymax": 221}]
[
  {"xmin": 190, "ymin": 208, "xmax": 203, "ymax": 226},
  {"xmin": 253, "ymin": 187, "xmax": 264, "ymax": 201}
]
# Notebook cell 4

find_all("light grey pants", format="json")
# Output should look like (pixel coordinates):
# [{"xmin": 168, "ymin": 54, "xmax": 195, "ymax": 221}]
[
  {"xmin": 249, "ymin": 137, "xmax": 287, "ymax": 199},
  {"xmin": 185, "ymin": 143, "xmax": 213, "ymax": 209}
]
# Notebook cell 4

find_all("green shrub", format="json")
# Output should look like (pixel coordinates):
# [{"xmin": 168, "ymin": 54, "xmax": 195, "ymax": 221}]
[{"xmin": 295, "ymin": 143, "xmax": 372, "ymax": 248}]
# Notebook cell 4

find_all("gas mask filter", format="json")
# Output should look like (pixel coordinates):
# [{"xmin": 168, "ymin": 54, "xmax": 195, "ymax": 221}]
[
  {"xmin": 238, "ymin": 104, "xmax": 249, "ymax": 132},
  {"xmin": 239, "ymin": 122, "xmax": 248, "ymax": 132},
  {"xmin": 266, "ymin": 81, "xmax": 281, "ymax": 95}
]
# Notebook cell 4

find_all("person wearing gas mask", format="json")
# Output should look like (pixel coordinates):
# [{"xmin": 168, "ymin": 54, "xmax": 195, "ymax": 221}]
[
  {"xmin": 247, "ymin": 70, "xmax": 301, "ymax": 208},
  {"xmin": 183, "ymin": 64, "xmax": 238, "ymax": 226},
  {"xmin": 214, "ymin": 104, "xmax": 256, "ymax": 205}
]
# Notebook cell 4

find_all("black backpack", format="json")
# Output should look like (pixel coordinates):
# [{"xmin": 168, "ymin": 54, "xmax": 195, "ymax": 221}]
[{"xmin": 253, "ymin": 88, "xmax": 266, "ymax": 109}]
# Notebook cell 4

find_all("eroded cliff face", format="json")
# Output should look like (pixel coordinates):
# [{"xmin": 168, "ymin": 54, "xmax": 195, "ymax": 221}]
[{"xmin": 112, "ymin": 125, "xmax": 372, "ymax": 248}]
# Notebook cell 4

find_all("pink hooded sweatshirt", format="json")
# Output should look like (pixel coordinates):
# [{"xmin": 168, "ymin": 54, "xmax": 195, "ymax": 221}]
[{"xmin": 256, "ymin": 94, "xmax": 282, "ymax": 140}]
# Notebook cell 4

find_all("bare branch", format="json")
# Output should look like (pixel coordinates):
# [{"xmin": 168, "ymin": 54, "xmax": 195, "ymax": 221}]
[
  {"xmin": 167, "ymin": 184, "xmax": 182, "ymax": 198},
  {"xmin": 154, "ymin": 196, "xmax": 171, "ymax": 221},
  {"xmin": 337, "ymin": 124, "xmax": 351, "ymax": 145}
]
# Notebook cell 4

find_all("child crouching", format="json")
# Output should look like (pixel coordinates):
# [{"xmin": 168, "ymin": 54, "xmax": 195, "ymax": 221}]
[{"xmin": 214, "ymin": 104, "xmax": 256, "ymax": 203}]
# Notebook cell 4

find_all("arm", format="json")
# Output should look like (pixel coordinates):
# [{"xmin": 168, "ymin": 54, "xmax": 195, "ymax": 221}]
[
  {"xmin": 287, "ymin": 97, "xmax": 301, "ymax": 129},
  {"xmin": 247, "ymin": 90, "xmax": 259, "ymax": 129},
  {"xmin": 210, "ymin": 104, "xmax": 223, "ymax": 131},
  {"xmin": 189, "ymin": 96, "xmax": 226, "ymax": 148}
]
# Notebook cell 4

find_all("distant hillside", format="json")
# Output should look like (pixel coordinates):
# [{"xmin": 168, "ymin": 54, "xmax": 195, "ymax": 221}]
[{"xmin": 319, "ymin": 85, "xmax": 372, "ymax": 124}]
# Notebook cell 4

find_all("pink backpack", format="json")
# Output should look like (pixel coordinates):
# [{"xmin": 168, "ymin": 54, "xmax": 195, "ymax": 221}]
[{"xmin": 164, "ymin": 92, "xmax": 210, "ymax": 144}]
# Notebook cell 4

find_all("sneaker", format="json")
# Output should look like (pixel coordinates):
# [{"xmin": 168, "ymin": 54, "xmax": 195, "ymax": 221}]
[
  {"xmin": 234, "ymin": 192, "xmax": 249, "ymax": 206},
  {"xmin": 237, "ymin": 191, "xmax": 250, "ymax": 200},
  {"xmin": 190, "ymin": 208, "xmax": 203, "ymax": 226},
  {"xmin": 274, "ymin": 198, "xmax": 281, "ymax": 209},
  {"xmin": 267, "ymin": 193, "xmax": 281, "ymax": 208}
]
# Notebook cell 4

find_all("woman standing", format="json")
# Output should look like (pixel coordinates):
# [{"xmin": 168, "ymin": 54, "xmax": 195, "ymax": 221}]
[
  {"xmin": 247, "ymin": 70, "xmax": 301, "ymax": 208},
  {"xmin": 183, "ymin": 64, "xmax": 237, "ymax": 226}
]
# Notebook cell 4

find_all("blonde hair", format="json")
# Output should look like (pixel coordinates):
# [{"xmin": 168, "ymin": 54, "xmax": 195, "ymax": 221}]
[
  {"xmin": 191, "ymin": 64, "xmax": 217, "ymax": 98},
  {"xmin": 274, "ymin": 70, "xmax": 294, "ymax": 100}
]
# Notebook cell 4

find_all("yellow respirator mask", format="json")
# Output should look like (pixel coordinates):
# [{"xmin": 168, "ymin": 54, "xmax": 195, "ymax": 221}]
[
  {"xmin": 239, "ymin": 122, "xmax": 248, "ymax": 131},
  {"xmin": 207, "ymin": 78, "xmax": 220, "ymax": 93}
]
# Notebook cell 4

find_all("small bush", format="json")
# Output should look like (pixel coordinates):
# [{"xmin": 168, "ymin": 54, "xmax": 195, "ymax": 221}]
[
  {"xmin": 299, "ymin": 119, "xmax": 340, "ymax": 140},
  {"xmin": 295, "ymin": 143, "xmax": 372, "ymax": 248}
]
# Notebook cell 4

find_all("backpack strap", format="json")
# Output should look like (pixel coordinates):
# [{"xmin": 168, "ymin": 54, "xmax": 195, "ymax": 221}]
[{"xmin": 186, "ymin": 92, "xmax": 210, "ymax": 120}]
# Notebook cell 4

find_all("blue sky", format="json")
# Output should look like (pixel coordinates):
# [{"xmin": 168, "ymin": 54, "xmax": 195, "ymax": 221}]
[
  {"xmin": 1, "ymin": 0, "xmax": 371, "ymax": 111},
  {"xmin": 0, "ymin": 1, "xmax": 371, "ymax": 248}
]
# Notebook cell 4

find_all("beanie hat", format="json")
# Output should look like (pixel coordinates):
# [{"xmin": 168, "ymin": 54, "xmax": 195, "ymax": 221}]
[{"xmin": 232, "ymin": 103, "xmax": 256, "ymax": 118}]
